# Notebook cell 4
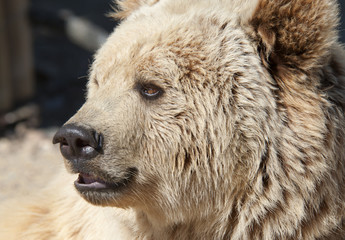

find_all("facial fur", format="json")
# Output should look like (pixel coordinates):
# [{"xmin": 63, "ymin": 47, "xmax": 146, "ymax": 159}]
[{"xmin": 57, "ymin": 0, "xmax": 345, "ymax": 239}]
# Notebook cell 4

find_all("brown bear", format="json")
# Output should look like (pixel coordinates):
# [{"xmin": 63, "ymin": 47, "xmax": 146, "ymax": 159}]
[{"xmin": 0, "ymin": 0, "xmax": 345, "ymax": 239}]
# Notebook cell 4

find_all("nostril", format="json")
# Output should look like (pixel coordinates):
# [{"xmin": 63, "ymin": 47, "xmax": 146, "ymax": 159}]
[
  {"xmin": 60, "ymin": 138, "xmax": 69, "ymax": 146},
  {"xmin": 93, "ymin": 132, "xmax": 103, "ymax": 151},
  {"xmin": 75, "ymin": 138, "xmax": 90, "ymax": 148},
  {"xmin": 75, "ymin": 138, "xmax": 97, "ymax": 156}
]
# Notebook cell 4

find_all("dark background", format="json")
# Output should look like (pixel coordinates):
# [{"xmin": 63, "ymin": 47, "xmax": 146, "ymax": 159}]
[
  {"xmin": 2, "ymin": 0, "xmax": 345, "ymax": 134},
  {"xmin": 29, "ymin": 0, "xmax": 117, "ymax": 128},
  {"xmin": 340, "ymin": 1, "xmax": 345, "ymax": 42}
]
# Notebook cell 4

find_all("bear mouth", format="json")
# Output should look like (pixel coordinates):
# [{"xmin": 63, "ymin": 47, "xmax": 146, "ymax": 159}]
[
  {"xmin": 74, "ymin": 169, "xmax": 137, "ymax": 192},
  {"xmin": 75, "ymin": 173, "xmax": 108, "ymax": 190}
]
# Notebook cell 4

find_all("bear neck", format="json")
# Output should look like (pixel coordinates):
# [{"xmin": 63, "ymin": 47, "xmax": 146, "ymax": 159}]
[{"xmin": 133, "ymin": 209, "xmax": 236, "ymax": 239}]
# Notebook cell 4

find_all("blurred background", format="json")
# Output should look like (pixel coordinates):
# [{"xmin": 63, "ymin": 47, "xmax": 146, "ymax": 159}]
[
  {"xmin": 0, "ymin": 0, "xmax": 344, "ymax": 201},
  {"xmin": 0, "ymin": 0, "xmax": 117, "ymax": 132}
]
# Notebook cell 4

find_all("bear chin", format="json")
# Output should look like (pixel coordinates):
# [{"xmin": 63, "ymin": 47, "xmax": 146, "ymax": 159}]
[{"xmin": 76, "ymin": 189, "xmax": 131, "ymax": 206}]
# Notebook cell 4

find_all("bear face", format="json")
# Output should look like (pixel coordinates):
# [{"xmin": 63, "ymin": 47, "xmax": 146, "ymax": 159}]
[
  {"xmin": 52, "ymin": 0, "xmax": 345, "ymax": 238},
  {"xmin": 56, "ymin": 4, "xmax": 276, "ymax": 212}
]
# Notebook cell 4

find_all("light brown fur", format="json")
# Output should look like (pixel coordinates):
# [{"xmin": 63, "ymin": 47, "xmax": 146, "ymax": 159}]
[{"xmin": 1, "ymin": 0, "xmax": 344, "ymax": 239}]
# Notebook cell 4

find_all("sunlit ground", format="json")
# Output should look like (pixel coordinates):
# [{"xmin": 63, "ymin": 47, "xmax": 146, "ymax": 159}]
[{"xmin": 0, "ymin": 126, "xmax": 62, "ymax": 202}]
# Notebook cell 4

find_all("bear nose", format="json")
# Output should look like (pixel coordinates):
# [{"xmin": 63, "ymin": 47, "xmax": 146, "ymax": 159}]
[{"xmin": 52, "ymin": 124, "xmax": 103, "ymax": 161}]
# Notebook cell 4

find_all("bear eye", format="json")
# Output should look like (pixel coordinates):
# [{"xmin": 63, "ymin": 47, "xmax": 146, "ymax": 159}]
[
  {"xmin": 139, "ymin": 84, "xmax": 163, "ymax": 100},
  {"xmin": 143, "ymin": 87, "xmax": 159, "ymax": 96}
]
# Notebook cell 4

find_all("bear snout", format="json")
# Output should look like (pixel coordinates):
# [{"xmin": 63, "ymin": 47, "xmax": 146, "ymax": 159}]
[{"xmin": 52, "ymin": 123, "xmax": 104, "ymax": 164}]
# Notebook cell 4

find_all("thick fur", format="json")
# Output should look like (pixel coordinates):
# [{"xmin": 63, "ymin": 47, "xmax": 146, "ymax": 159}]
[{"xmin": 1, "ymin": 0, "xmax": 345, "ymax": 239}]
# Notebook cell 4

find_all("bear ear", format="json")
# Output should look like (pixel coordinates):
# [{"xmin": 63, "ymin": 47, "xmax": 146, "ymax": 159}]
[
  {"xmin": 110, "ymin": 0, "xmax": 159, "ymax": 19},
  {"xmin": 249, "ymin": 0, "xmax": 339, "ymax": 81}
]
